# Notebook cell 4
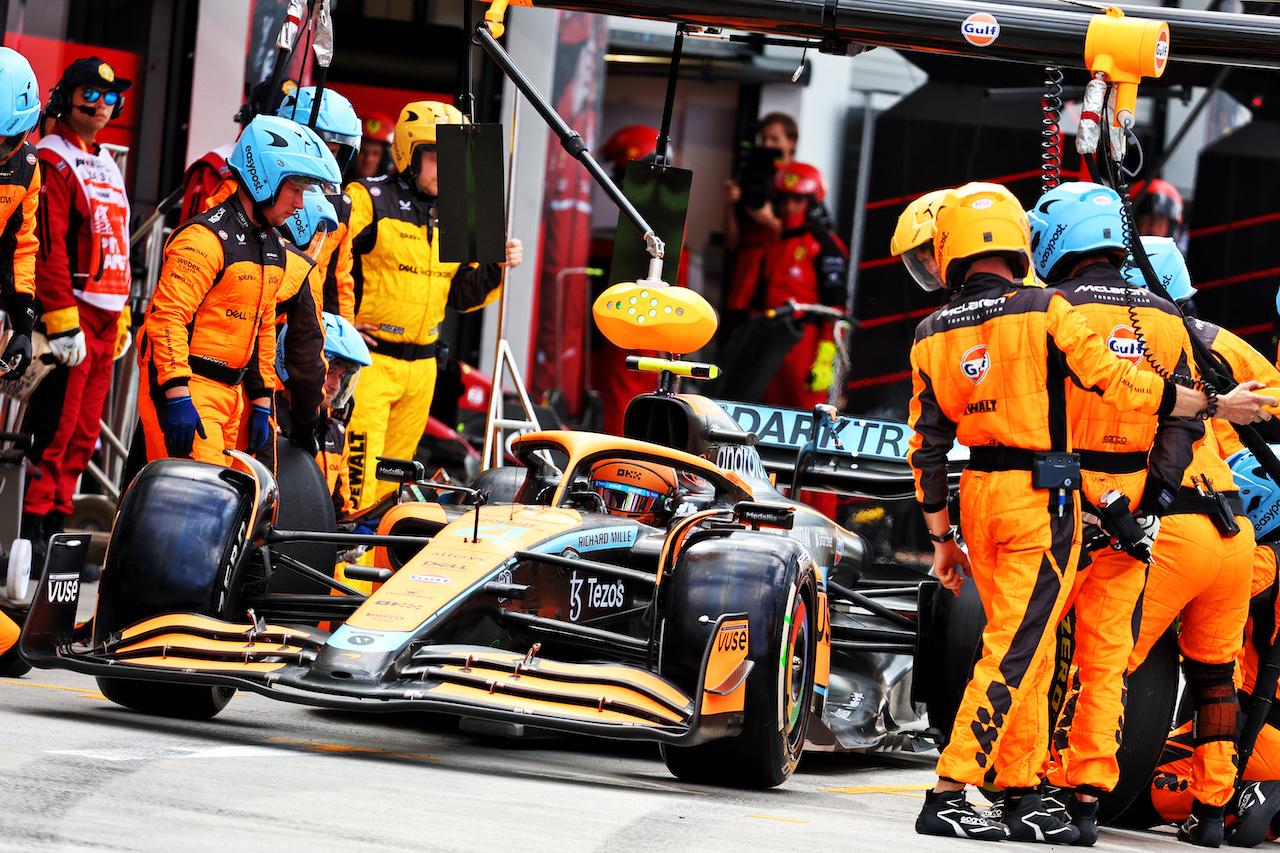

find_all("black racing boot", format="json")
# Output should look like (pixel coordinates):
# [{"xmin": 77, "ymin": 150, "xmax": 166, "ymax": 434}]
[
  {"xmin": 1003, "ymin": 790, "xmax": 1082, "ymax": 844},
  {"xmin": 983, "ymin": 791, "xmax": 1006, "ymax": 823},
  {"xmin": 917, "ymin": 789, "xmax": 1012, "ymax": 840},
  {"xmin": 1180, "ymin": 800, "xmax": 1226, "ymax": 848},
  {"xmin": 1068, "ymin": 798, "xmax": 1100, "ymax": 847},
  {"xmin": 1227, "ymin": 781, "xmax": 1280, "ymax": 847},
  {"xmin": 1038, "ymin": 782, "xmax": 1071, "ymax": 823}
]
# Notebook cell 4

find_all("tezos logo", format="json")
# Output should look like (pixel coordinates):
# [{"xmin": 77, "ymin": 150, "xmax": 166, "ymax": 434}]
[
  {"xmin": 410, "ymin": 574, "xmax": 451, "ymax": 584},
  {"xmin": 961, "ymin": 13, "xmax": 1000, "ymax": 47},
  {"xmin": 961, "ymin": 344, "xmax": 991, "ymax": 384},
  {"xmin": 1107, "ymin": 326, "xmax": 1142, "ymax": 363}
]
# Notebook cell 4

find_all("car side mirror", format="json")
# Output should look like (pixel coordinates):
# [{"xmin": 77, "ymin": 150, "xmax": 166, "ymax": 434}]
[{"xmin": 375, "ymin": 457, "xmax": 426, "ymax": 484}]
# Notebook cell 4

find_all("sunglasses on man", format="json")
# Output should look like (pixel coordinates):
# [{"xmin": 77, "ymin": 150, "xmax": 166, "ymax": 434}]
[{"xmin": 80, "ymin": 87, "xmax": 121, "ymax": 106}]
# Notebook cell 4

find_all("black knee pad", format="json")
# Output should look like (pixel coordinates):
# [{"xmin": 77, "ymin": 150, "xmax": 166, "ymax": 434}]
[{"xmin": 1183, "ymin": 657, "xmax": 1238, "ymax": 745}]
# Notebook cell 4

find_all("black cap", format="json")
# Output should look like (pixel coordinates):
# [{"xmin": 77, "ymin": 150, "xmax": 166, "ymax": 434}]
[{"xmin": 59, "ymin": 56, "xmax": 133, "ymax": 93}]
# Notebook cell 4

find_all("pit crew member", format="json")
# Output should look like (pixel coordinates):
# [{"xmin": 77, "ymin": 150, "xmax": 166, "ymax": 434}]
[
  {"xmin": 137, "ymin": 114, "xmax": 340, "ymax": 465},
  {"xmin": 1026, "ymin": 182, "xmax": 1202, "ymax": 845},
  {"xmin": 344, "ymin": 100, "xmax": 521, "ymax": 511},
  {"xmin": 24, "ymin": 57, "xmax": 131, "ymax": 552}
]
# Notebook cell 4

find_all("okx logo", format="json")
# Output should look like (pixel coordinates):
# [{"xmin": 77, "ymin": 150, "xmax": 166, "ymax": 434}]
[
  {"xmin": 961, "ymin": 344, "xmax": 991, "ymax": 384},
  {"xmin": 1107, "ymin": 325, "xmax": 1142, "ymax": 363}
]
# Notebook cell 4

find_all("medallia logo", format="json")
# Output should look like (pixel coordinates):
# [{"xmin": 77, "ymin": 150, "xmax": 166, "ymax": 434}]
[
  {"xmin": 962, "ymin": 13, "xmax": 1000, "ymax": 47},
  {"xmin": 961, "ymin": 344, "xmax": 991, "ymax": 384},
  {"xmin": 1107, "ymin": 326, "xmax": 1142, "ymax": 363}
]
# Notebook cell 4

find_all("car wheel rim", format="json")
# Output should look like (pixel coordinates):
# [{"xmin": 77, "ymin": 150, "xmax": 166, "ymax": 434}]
[{"xmin": 784, "ymin": 591, "xmax": 811, "ymax": 750}]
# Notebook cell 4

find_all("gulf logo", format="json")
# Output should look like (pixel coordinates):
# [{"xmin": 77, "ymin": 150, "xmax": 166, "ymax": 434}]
[
  {"xmin": 1107, "ymin": 326, "xmax": 1142, "ymax": 363},
  {"xmin": 410, "ymin": 574, "xmax": 451, "ymax": 584},
  {"xmin": 961, "ymin": 344, "xmax": 990, "ymax": 384},
  {"xmin": 1154, "ymin": 28, "xmax": 1170, "ymax": 75},
  {"xmin": 962, "ymin": 13, "xmax": 1000, "ymax": 47}
]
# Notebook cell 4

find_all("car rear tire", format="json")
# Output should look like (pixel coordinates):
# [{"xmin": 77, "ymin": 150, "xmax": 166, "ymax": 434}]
[
  {"xmin": 658, "ymin": 530, "xmax": 818, "ymax": 789},
  {"xmin": 1099, "ymin": 624, "xmax": 1180, "ymax": 824},
  {"xmin": 93, "ymin": 459, "xmax": 257, "ymax": 720},
  {"xmin": 920, "ymin": 577, "xmax": 985, "ymax": 744}
]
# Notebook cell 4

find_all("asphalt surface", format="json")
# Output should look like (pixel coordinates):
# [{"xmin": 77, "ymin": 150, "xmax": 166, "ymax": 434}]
[{"xmin": 0, "ymin": 585, "xmax": 1185, "ymax": 853}]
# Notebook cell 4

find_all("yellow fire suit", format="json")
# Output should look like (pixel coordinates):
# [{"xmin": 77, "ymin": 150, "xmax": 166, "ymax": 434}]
[{"xmin": 345, "ymin": 174, "xmax": 501, "ymax": 510}]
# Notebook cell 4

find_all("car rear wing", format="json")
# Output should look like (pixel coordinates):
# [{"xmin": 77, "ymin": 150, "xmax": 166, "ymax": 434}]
[{"xmin": 712, "ymin": 400, "xmax": 966, "ymax": 501}]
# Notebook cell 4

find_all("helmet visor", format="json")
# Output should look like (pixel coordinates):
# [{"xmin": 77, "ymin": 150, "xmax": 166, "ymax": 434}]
[
  {"xmin": 285, "ymin": 174, "xmax": 340, "ymax": 196},
  {"xmin": 0, "ymin": 129, "xmax": 28, "ymax": 163},
  {"xmin": 593, "ymin": 480, "xmax": 660, "ymax": 516},
  {"xmin": 324, "ymin": 357, "xmax": 363, "ymax": 409},
  {"xmin": 903, "ymin": 244, "xmax": 944, "ymax": 292}
]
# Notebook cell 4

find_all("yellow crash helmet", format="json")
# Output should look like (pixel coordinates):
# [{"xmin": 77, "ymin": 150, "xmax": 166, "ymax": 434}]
[
  {"xmin": 391, "ymin": 100, "xmax": 465, "ymax": 174},
  {"xmin": 934, "ymin": 182, "xmax": 1032, "ymax": 290},
  {"xmin": 890, "ymin": 188, "xmax": 950, "ymax": 292}
]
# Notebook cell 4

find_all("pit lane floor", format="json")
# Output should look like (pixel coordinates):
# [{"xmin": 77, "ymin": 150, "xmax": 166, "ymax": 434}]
[{"xmin": 0, "ymin": 584, "xmax": 1182, "ymax": 853}]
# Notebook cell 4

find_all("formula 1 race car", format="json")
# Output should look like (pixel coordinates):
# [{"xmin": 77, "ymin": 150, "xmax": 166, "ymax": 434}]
[{"xmin": 19, "ymin": 385, "xmax": 957, "ymax": 789}]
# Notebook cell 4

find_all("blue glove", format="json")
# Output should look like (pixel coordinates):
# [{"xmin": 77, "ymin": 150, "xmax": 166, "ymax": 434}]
[
  {"xmin": 246, "ymin": 404, "xmax": 273, "ymax": 454},
  {"xmin": 163, "ymin": 395, "xmax": 206, "ymax": 458}
]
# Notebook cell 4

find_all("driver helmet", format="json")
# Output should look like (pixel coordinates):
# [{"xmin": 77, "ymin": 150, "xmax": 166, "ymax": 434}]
[
  {"xmin": 391, "ymin": 100, "xmax": 465, "ymax": 175},
  {"xmin": 277, "ymin": 86, "xmax": 362, "ymax": 171},
  {"xmin": 0, "ymin": 48, "xmax": 40, "ymax": 163},
  {"xmin": 1228, "ymin": 445, "xmax": 1280, "ymax": 541},
  {"xmin": 1026, "ymin": 181, "xmax": 1128, "ymax": 283},
  {"xmin": 228, "ymin": 114, "xmax": 342, "ymax": 204},
  {"xmin": 1130, "ymin": 178, "xmax": 1184, "ymax": 238},
  {"xmin": 599, "ymin": 124, "xmax": 662, "ymax": 175},
  {"xmin": 890, "ymin": 188, "xmax": 951, "ymax": 292},
  {"xmin": 935, "ymin": 182, "xmax": 1032, "ymax": 289},
  {"xmin": 1121, "ymin": 235, "xmax": 1195, "ymax": 304},
  {"xmin": 590, "ymin": 459, "xmax": 678, "ymax": 526},
  {"xmin": 280, "ymin": 188, "xmax": 338, "ymax": 256},
  {"xmin": 322, "ymin": 312, "xmax": 372, "ymax": 410}
]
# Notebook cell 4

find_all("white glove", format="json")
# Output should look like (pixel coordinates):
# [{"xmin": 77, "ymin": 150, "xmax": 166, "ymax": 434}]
[
  {"xmin": 1135, "ymin": 513, "xmax": 1160, "ymax": 562},
  {"xmin": 48, "ymin": 328, "xmax": 87, "ymax": 367}
]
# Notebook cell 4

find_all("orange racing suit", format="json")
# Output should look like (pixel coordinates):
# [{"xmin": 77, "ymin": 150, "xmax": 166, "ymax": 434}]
[
  {"xmin": 237, "ymin": 241, "xmax": 326, "ymax": 470},
  {"xmin": 908, "ymin": 271, "xmax": 1177, "ymax": 791},
  {"xmin": 1191, "ymin": 318, "xmax": 1280, "ymax": 460},
  {"xmin": 205, "ymin": 178, "xmax": 353, "ymax": 325},
  {"xmin": 137, "ymin": 193, "xmax": 284, "ymax": 465},
  {"xmin": 1127, "ymin": 425, "xmax": 1253, "ymax": 810},
  {"xmin": 1138, "ymin": 543, "xmax": 1280, "ymax": 828},
  {"xmin": 344, "ymin": 174, "xmax": 502, "ymax": 510},
  {"xmin": 1044, "ymin": 262, "xmax": 1203, "ymax": 796}
]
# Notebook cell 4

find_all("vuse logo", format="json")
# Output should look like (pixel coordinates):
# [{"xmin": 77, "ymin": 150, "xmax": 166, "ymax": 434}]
[
  {"xmin": 1107, "ymin": 326, "xmax": 1142, "ymax": 363},
  {"xmin": 961, "ymin": 344, "xmax": 990, "ymax": 384},
  {"xmin": 962, "ymin": 13, "xmax": 1000, "ymax": 47}
]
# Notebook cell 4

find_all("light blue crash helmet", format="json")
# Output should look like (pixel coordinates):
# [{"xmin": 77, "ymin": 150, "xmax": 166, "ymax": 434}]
[
  {"xmin": 281, "ymin": 188, "xmax": 338, "ymax": 249},
  {"xmin": 227, "ymin": 114, "xmax": 342, "ymax": 205},
  {"xmin": 1121, "ymin": 235, "xmax": 1195, "ymax": 304},
  {"xmin": 0, "ymin": 48, "xmax": 40, "ymax": 159},
  {"xmin": 277, "ymin": 86, "xmax": 361, "ymax": 171},
  {"xmin": 322, "ymin": 312, "xmax": 371, "ymax": 409},
  {"xmin": 1228, "ymin": 445, "xmax": 1280, "ymax": 541},
  {"xmin": 1026, "ymin": 181, "xmax": 1128, "ymax": 283}
]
